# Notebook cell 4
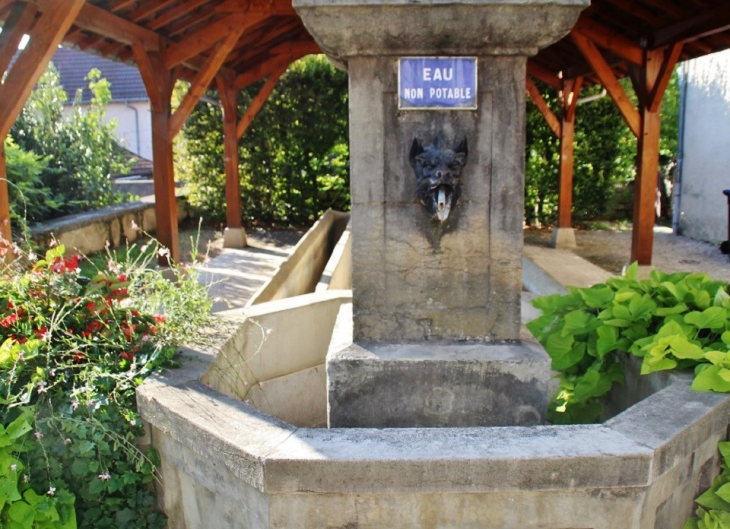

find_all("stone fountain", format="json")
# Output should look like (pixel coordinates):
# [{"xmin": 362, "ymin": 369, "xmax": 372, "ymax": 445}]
[{"xmin": 136, "ymin": 1, "xmax": 730, "ymax": 528}]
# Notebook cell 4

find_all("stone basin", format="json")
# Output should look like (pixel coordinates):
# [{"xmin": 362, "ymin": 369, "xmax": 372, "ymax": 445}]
[{"xmin": 137, "ymin": 220, "xmax": 730, "ymax": 528}]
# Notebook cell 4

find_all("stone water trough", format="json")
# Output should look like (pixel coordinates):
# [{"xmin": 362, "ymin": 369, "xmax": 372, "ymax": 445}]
[{"xmin": 137, "ymin": 212, "xmax": 730, "ymax": 529}]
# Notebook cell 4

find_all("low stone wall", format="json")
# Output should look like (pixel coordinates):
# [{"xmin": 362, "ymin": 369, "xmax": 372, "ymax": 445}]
[
  {"xmin": 29, "ymin": 196, "xmax": 188, "ymax": 256},
  {"xmin": 248, "ymin": 210, "xmax": 349, "ymax": 305}
]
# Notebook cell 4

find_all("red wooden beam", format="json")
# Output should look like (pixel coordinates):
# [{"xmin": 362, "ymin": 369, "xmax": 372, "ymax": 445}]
[{"xmin": 525, "ymin": 76, "xmax": 560, "ymax": 138}]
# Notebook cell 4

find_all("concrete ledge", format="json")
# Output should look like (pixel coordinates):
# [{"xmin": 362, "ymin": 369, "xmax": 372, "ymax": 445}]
[
  {"xmin": 522, "ymin": 244, "xmax": 614, "ymax": 295},
  {"xmin": 30, "ymin": 195, "xmax": 188, "ymax": 255},
  {"xmin": 223, "ymin": 227, "xmax": 248, "ymax": 248}
]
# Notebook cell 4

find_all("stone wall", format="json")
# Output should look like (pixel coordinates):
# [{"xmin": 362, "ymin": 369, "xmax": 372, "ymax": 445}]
[{"xmin": 30, "ymin": 196, "xmax": 188, "ymax": 256}]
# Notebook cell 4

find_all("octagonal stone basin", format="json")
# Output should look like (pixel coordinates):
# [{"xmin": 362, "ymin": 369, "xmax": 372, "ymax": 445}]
[{"xmin": 137, "ymin": 220, "xmax": 730, "ymax": 529}]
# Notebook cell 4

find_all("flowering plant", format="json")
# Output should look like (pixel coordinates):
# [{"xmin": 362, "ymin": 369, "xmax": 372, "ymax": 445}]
[{"xmin": 0, "ymin": 241, "xmax": 212, "ymax": 528}]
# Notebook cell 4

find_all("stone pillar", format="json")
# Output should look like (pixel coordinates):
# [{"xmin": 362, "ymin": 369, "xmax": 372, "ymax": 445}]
[{"xmin": 295, "ymin": 0, "xmax": 588, "ymax": 427}]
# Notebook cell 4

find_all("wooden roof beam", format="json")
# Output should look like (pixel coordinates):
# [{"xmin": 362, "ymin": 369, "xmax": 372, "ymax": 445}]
[
  {"xmin": 572, "ymin": 16, "xmax": 642, "ymax": 65},
  {"xmin": 147, "ymin": 0, "xmax": 210, "ymax": 31},
  {"xmin": 234, "ymin": 54, "xmax": 295, "ymax": 89},
  {"xmin": 651, "ymin": 3, "xmax": 730, "ymax": 48},
  {"xmin": 215, "ymin": 0, "xmax": 297, "ymax": 16},
  {"xmin": 170, "ymin": 27, "xmax": 245, "ymax": 138},
  {"xmin": 73, "ymin": 3, "xmax": 161, "ymax": 51},
  {"xmin": 571, "ymin": 31, "xmax": 640, "ymax": 138},
  {"xmin": 0, "ymin": 0, "xmax": 85, "ymax": 138},
  {"xmin": 268, "ymin": 40, "xmax": 320, "ymax": 56},
  {"xmin": 526, "ymin": 61, "xmax": 560, "ymax": 89},
  {"xmin": 237, "ymin": 63, "xmax": 287, "ymax": 138},
  {"xmin": 164, "ymin": 13, "xmax": 259, "ymax": 69},
  {"xmin": 128, "ymin": 0, "xmax": 180, "ymax": 23},
  {"xmin": 0, "ymin": 2, "xmax": 38, "ymax": 77},
  {"xmin": 526, "ymin": 76, "xmax": 560, "ymax": 138}
]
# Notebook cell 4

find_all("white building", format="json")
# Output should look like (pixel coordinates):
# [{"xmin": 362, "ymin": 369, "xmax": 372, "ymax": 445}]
[
  {"xmin": 53, "ymin": 47, "xmax": 153, "ymax": 168},
  {"xmin": 676, "ymin": 48, "xmax": 730, "ymax": 244}
]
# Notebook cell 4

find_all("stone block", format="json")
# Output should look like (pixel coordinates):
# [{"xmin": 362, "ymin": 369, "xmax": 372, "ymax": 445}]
[
  {"xmin": 327, "ymin": 340, "xmax": 553, "ymax": 427},
  {"xmin": 223, "ymin": 227, "xmax": 247, "ymax": 248},
  {"xmin": 551, "ymin": 226, "xmax": 577, "ymax": 248}
]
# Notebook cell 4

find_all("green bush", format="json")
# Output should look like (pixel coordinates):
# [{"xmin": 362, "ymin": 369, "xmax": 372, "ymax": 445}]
[
  {"xmin": 4, "ymin": 138, "xmax": 53, "ymax": 227},
  {"xmin": 10, "ymin": 66, "xmax": 132, "ymax": 223},
  {"xmin": 177, "ymin": 55, "xmax": 349, "ymax": 226},
  {"xmin": 0, "ymin": 240, "xmax": 212, "ymax": 528}
]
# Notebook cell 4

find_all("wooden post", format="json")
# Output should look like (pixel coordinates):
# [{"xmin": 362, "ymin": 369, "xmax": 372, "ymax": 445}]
[
  {"xmin": 0, "ymin": 142, "xmax": 11, "ymax": 245},
  {"xmin": 557, "ymin": 77, "xmax": 583, "ymax": 230},
  {"xmin": 217, "ymin": 72, "xmax": 247, "ymax": 248},
  {"xmin": 630, "ymin": 45, "xmax": 682, "ymax": 266}
]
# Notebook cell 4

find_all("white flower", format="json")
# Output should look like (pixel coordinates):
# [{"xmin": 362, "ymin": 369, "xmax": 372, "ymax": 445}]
[
  {"xmin": 33, "ymin": 431, "xmax": 43, "ymax": 439},
  {"xmin": 130, "ymin": 220, "xmax": 139, "ymax": 231},
  {"xmin": 63, "ymin": 438, "xmax": 72, "ymax": 445},
  {"xmin": 10, "ymin": 464, "xmax": 17, "ymax": 472},
  {"xmin": 22, "ymin": 475, "xmax": 29, "ymax": 483},
  {"xmin": 158, "ymin": 247, "xmax": 170, "ymax": 258},
  {"xmin": 98, "ymin": 473, "xmax": 111, "ymax": 481},
  {"xmin": 47, "ymin": 487, "xmax": 55, "ymax": 496}
]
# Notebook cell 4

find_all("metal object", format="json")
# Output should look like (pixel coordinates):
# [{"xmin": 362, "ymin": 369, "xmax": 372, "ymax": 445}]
[{"xmin": 409, "ymin": 132, "xmax": 467, "ymax": 222}]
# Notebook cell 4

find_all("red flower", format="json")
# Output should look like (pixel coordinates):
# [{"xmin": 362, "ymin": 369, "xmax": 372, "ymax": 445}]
[
  {"xmin": 119, "ymin": 351, "xmax": 133, "ymax": 361},
  {"xmin": 153, "ymin": 315, "xmax": 166, "ymax": 323},
  {"xmin": 12, "ymin": 335, "xmax": 27, "ymax": 344},
  {"xmin": 117, "ymin": 274, "xmax": 127, "ymax": 283},
  {"xmin": 34, "ymin": 327, "xmax": 48, "ymax": 339},
  {"xmin": 72, "ymin": 352, "xmax": 85, "ymax": 363},
  {"xmin": 1, "ymin": 313, "xmax": 18, "ymax": 327},
  {"xmin": 6, "ymin": 301, "xmax": 14, "ymax": 310},
  {"xmin": 86, "ymin": 301, "xmax": 95, "ymax": 311}
]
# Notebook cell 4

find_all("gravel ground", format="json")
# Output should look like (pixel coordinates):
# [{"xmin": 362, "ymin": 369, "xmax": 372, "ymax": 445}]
[{"xmin": 524, "ymin": 226, "xmax": 730, "ymax": 282}]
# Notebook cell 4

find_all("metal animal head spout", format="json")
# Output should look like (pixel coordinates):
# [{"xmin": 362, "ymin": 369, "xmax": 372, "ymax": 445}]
[{"xmin": 409, "ymin": 133, "xmax": 468, "ymax": 222}]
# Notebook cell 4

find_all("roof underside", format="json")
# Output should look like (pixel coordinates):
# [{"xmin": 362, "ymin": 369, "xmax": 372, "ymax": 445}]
[{"xmin": 2, "ymin": 0, "xmax": 729, "ymax": 90}]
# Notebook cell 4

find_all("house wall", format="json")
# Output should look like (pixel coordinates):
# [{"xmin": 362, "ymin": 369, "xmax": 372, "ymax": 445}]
[
  {"xmin": 62, "ymin": 100, "xmax": 153, "ymax": 163},
  {"xmin": 678, "ymin": 48, "xmax": 730, "ymax": 243}
]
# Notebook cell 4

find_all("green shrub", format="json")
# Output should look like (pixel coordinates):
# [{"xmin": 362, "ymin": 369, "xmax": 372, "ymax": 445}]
[
  {"xmin": 4, "ymin": 138, "xmax": 53, "ymax": 227},
  {"xmin": 177, "ymin": 55, "xmax": 349, "ymax": 226},
  {"xmin": 0, "ymin": 240, "xmax": 212, "ymax": 528},
  {"xmin": 685, "ymin": 441, "xmax": 730, "ymax": 528},
  {"xmin": 527, "ymin": 264, "xmax": 730, "ymax": 424},
  {"xmin": 10, "ymin": 66, "xmax": 132, "ymax": 223}
]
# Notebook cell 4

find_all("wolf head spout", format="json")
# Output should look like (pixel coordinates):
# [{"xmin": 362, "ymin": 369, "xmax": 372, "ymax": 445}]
[{"xmin": 409, "ymin": 132, "xmax": 468, "ymax": 223}]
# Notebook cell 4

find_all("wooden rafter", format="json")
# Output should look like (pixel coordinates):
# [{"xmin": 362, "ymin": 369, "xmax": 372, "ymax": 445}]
[
  {"xmin": 146, "ymin": 0, "xmax": 211, "ymax": 31},
  {"xmin": 652, "ymin": 2, "xmax": 730, "ymax": 48},
  {"xmin": 234, "ymin": 53, "xmax": 295, "ymax": 89},
  {"xmin": 215, "ymin": 0, "xmax": 297, "ymax": 16},
  {"xmin": 269, "ymin": 40, "xmax": 320, "ymax": 56},
  {"xmin": 170, "ymin": 27, "xmax": 245, "ymax": 138},
  {"xmin": 237, "ymin": 64, "xmax": 287, "ymax": 139},
  {"xmin": 0, "ymin": 2, "xmax": 38, "ymax": 77},
  {"xmin": 571, "ymin": 31, "xmax": 640, "ymax": 138},
  {"xmin": 572, "ymin": 16, "xmax": 642, "ymax": 66},
  {"xmin": 0, "ymin": 0, "xmax": 85, "ymax": 138},
  {"xmin": 128, "ymin": 0, "xmax": 181, "ymax": 23},
  {"xmin": 164, "ymin": 13, "xmax": 254, "ymax": 69},
  {"xmin": 526, "ymin": 77, "xmax": 560, "ymax": 138},
  {"xmin": 73, "ymin": 3, "xmax": 161, "ymax": 51},
  {"xmin": 526, "ymin": 61, "xmax": 560, "ymax": 89}
]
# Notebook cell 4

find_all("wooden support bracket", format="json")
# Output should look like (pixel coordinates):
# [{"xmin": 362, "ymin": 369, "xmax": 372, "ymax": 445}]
[
  {"xmin": 236, "ymin": 63, "xmax": 287, "ymax": 139},
  {"xmin": 525, "ymin": 76, "xmax": 560, "ymax": 138},
  {"xmin": 571, "ymin": 31, "xmax": 641, "ymax": 138}
]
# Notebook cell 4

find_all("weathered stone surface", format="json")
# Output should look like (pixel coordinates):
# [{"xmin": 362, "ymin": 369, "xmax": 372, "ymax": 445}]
[
  {"xmin": 294, "ymin": 0, "xmax": 588, "ymax": 61},
  {"xmin": 327, "ymin": 340, "xmax": 553, "ymax": 427},
  {"xmin": 349, "ymin": 55, "xmax": 524, "ymax": 342}
]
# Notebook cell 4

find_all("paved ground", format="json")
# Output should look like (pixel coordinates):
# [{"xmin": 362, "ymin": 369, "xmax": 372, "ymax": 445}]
[{"xmin": 525, "ymin": 225, "xmax": 730, "ymax": 282}]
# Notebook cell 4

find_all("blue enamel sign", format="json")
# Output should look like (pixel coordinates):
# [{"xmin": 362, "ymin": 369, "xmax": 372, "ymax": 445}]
[{"xmin": 399, "ymin": 57, "xmax": 477, "ymax": 110}]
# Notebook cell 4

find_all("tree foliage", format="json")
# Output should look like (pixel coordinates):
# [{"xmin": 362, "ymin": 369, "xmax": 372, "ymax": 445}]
[
  {"xmin": 9, "ymin": 65, "xmax": 131, "ymax": 225},
  {"xmin": 177, "ymin": 55, "xmax": 349, "ymax": 226}
]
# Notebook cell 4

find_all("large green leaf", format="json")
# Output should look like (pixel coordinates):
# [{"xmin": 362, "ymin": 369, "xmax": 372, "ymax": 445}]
[
  {"xmin": 685, "ymin": 307, "xmax": 728, "ymax": 330},
  {"xmin": 546, "ymin": 334, "xmax": 583, "ymax": 370},
  {"xmin": 578, "ymin": 286, "xmax": 614, "ymax": 308},
  {"xmin": 669, "ymin": 336, "xmax": 706, "ymax": 361},
  {"xmin": 693, "ymin": 365, "xmax": 730, "ymax": 393}
]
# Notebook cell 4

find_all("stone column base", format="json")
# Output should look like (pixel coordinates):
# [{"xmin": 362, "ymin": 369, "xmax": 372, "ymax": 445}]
[
  {"xmin": 223, "ymin": 227, "xmax": 247, "ymax": 248},
  {"xmin": 550, "ymin": 227, "xmax": 577, "ymax": 249}
]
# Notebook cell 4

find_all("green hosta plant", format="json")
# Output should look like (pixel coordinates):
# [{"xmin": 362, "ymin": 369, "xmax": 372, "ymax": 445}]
[
  {"xmin": 685, "ymin": 442, "xmax": 730, "ymax": 528},
  {"xmin": 527, "ymin": 263, "xmax": 730, "ymax": 424}
]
